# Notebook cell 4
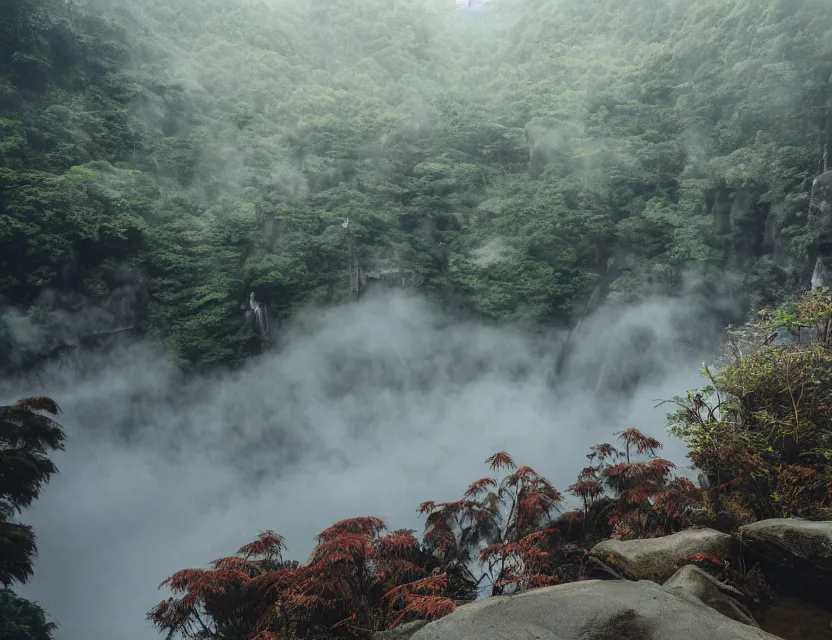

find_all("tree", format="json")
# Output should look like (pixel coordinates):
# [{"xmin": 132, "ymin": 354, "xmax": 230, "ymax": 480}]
[
  {"xmin": 149, "ymin": 437, "xmax": 703, "ymax": 640},
  {"xmin": 0, "ymin": 588, "xmax": 57, "ymax": 640},
  {"xmin": 567, "ymin": 430, "xmax": 700, "ymax": 541},
  {"xmin": 419, "ymin": 452, "xmax": 564, "ymax": 597},
  {"xmin": 148, "ymin": 520, "xmax": 455, "ymax": 639},
  {"xmin": 151, "ymin": 457, "xmax": 571, "ymax": 640},
  {"xmin": 0, "ymin": 396, "xmax": 65, "ymax": 587}
]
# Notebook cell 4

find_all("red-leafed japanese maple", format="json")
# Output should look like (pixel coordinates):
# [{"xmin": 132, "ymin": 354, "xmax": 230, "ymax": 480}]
[
  {"xmin": 149, "ymin": 436, "xmax": 702, "ymax": 640},
  {"xmin": 295, "ymin": 516, "xmax": 453, "ymax": 635},
  {"xmin": 419, "ymin": 452, "xmax": 564, "ymax": 598},
  {"xmin": 147, "ymin": 530, "xmax": 301, "ymax": 639},
  {"xmin": 148, "ymin": 519, "xmax": 454, "ymax": 639},
  {"xmin": 382, "ymin": 573, "xmax": 456, "ymax": 629},
  {"xmin": 568, "ymin": 429, "xmax": 700, "ymax": 540}
]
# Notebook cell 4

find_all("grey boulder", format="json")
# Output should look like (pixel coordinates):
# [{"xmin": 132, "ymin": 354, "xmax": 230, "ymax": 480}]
[
  {"xmin": 737, "ymin": 519, "xmax": 832, "ymax": 607},
  {"xmin": 738, "ymin": 519, "xmax": 832, "ymax": 571},
  {"xmin": 590, "ymin": 527, "xmax": 736, "ymax": 583},
  {"xmin": 663, "ymin": 564, "xmax": 759, "ymax": 627},
  {"xmin": 402, "ymin": 579, "xmax": 781, "ymax": 640}
]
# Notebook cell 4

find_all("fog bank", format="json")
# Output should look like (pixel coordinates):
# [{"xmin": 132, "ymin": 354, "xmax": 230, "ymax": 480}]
[{"xmin": 2, "ymin": 290, "xmax": 723, "ymax": 639}]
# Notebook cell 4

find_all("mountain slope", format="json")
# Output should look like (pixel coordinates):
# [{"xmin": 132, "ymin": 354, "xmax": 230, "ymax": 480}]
[{"xmin": 2, "ymin": 0, "xmax": 831, "ymax": 368}]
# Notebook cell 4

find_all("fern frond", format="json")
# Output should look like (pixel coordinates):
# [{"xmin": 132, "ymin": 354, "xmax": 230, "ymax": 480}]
[
  {"xmin": 621, "ymin": 486, "xmax": 653, "ymax": 505},
  {"xmin": 376, "ymin": 531, "xmax": 420, "ymax": 555},
  {"xmin": 309, "ymin": 531, "xmax": 374, "ymax": 566},
  {"xmin": 146, "ymin": 597, "xmax": 196, "ymax": 632},
  {"xmin": 383, "ymin": 574, "xmax": 449, "ymax": 604},
  {"xmin": 589, "ymin": 443, "xmax": 621, "ymax": 461},
  {"xmin": 682, "ymin": 552, "xmax": 723, "ymax": 567},
  {"xmin": 464, "ymin": 477, "xmax": 497, "ymax": 498},
  {"xmin": 519, "ymin": 528, "xmax": 561, "ymax": 547},
  {"xmin": 211, "ymin": 556, "xmax": 262, "ymax": 574},
  {"xmin": 506, "ymin": 466, "xmax": 538, "ymax": 487},
  {"xmin": 485, "ymin": 451, "xmax": 516, "ymax": 471},
  {"xmin": 162, "ymin": 568, "xmax": 251, "ymax": 595},
  {"xmin": 648, "ymin": 458, "xmax": 676, "ymax": 474},
  {"xmin": 568, "ymin": 479, "xmax": 604, "ymax": 498},
  {"xmin": 315, "ymin": 516, "xmax": 387, "ymax": 542},
  {"xmin": 388, "ymin": 595, "xmax": 455, "ymax": 629},
  {"xmin": 616, "ymin": 428, "xmax": 663, "ymax": 456},
  {"xmin": 525, "ymin": 573, "xmax": 560, "ymax": 588},
  {"xmin": 479, "ymin": 542, "xmax": 522, "ymax": 562},
  {"xmin": 237, "ymin": 530, "xmax": 287, "ymax": 559},
  {"xmin": 577, "ymin": 466, "xmax": 599, "ymax": 480},
  {"xmin": 248, "ymin": 567, "xmax": 300, "ymax": 597},
  {"xmin": 417, "ymin": 501, "xmax": 436, "ymax": 514}
]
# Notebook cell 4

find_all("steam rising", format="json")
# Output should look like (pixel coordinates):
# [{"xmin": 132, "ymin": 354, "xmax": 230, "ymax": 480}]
[{"xmin": 1, "ymin": 290, "xmax": 722, "ymax": 639}]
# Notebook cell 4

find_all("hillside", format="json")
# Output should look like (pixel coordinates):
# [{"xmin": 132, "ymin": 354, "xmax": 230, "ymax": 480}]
[{"xmin": 2, "ymin": 0, "xmax": 832, "ymax": 370}]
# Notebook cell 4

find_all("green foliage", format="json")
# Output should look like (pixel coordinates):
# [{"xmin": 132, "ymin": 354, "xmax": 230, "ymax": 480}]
[
  {"xmin": 0, "ymin": 397, "xmax": 63, "ymax": 639},
  {"xmin": 0, "ymin": 589, "xmax": 57, "ymax": 640},
  {"xmin": 0, "ymin": 397, "xmax": 65, "ymax": 588},
  {"xmin": 666, "ymin": 290, "xmax": 832, "ymax": 522}
]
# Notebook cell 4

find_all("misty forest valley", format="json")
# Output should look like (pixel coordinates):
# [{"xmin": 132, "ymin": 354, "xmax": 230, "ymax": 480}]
[{"xmin": 2, "ymin": 0, "xmax": 832, "ymax": 639}]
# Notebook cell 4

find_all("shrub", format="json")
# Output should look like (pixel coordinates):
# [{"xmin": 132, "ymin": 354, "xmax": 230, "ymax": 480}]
[
  {"xmin": 665, "ymin": 289, "xmax": 832, "ymax": 521},
  {"xmin": 568, "ymin": 429, "xmax": 700, "ymax": 541}
]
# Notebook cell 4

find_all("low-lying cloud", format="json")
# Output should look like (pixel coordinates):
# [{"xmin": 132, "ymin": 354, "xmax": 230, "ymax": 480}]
[{"xmin": 1, "ymin": 290, "xmax": 726, "ymax": 639}]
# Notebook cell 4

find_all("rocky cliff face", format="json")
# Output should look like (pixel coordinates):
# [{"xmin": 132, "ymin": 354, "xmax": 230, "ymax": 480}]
[
  {"xmin": 810, "ymin": 171, "xmax": 832, "ymax": 289},
  {"xmin": 806, "ymin": 73, "xmax": 832, "ymax": 290}
]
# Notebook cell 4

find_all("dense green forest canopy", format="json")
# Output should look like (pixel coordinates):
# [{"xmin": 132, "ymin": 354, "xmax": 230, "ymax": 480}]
[{"xmin": 2, "ymin": 0, "xmax": 831, "ymax": 371}]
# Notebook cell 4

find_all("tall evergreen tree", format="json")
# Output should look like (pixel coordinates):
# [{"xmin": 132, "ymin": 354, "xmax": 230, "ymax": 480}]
[{"xmin": 0, "ymin": 396, "xmax": 65, "ymax": 587}]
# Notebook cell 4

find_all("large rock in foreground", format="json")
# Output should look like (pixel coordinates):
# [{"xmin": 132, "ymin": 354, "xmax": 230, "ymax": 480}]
[
  {"xmin": 590, "ymin": 528, "xmax": 736, "ymax": 583},
  {"xmin": 405, "ymin": 580, "xmax": 781, "ymax": 640},
  {"xmin": 737, "ymin": 519, "xmax": 832, "ymax": 607},
  {"xmin": 738, "ymin": 519, "xmax": 832, "ymax": 570}
]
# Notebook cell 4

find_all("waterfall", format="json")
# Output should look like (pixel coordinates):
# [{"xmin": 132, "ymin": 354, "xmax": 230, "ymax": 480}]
[{"xmin": 812, "ymin": 256, "xmax": 827, "ymax": 290}]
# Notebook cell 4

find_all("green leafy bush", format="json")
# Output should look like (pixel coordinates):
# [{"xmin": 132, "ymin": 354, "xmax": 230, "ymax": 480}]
[{"xmin": 667, "ymin": 289, "xmax": 832, "ymax": 522}]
